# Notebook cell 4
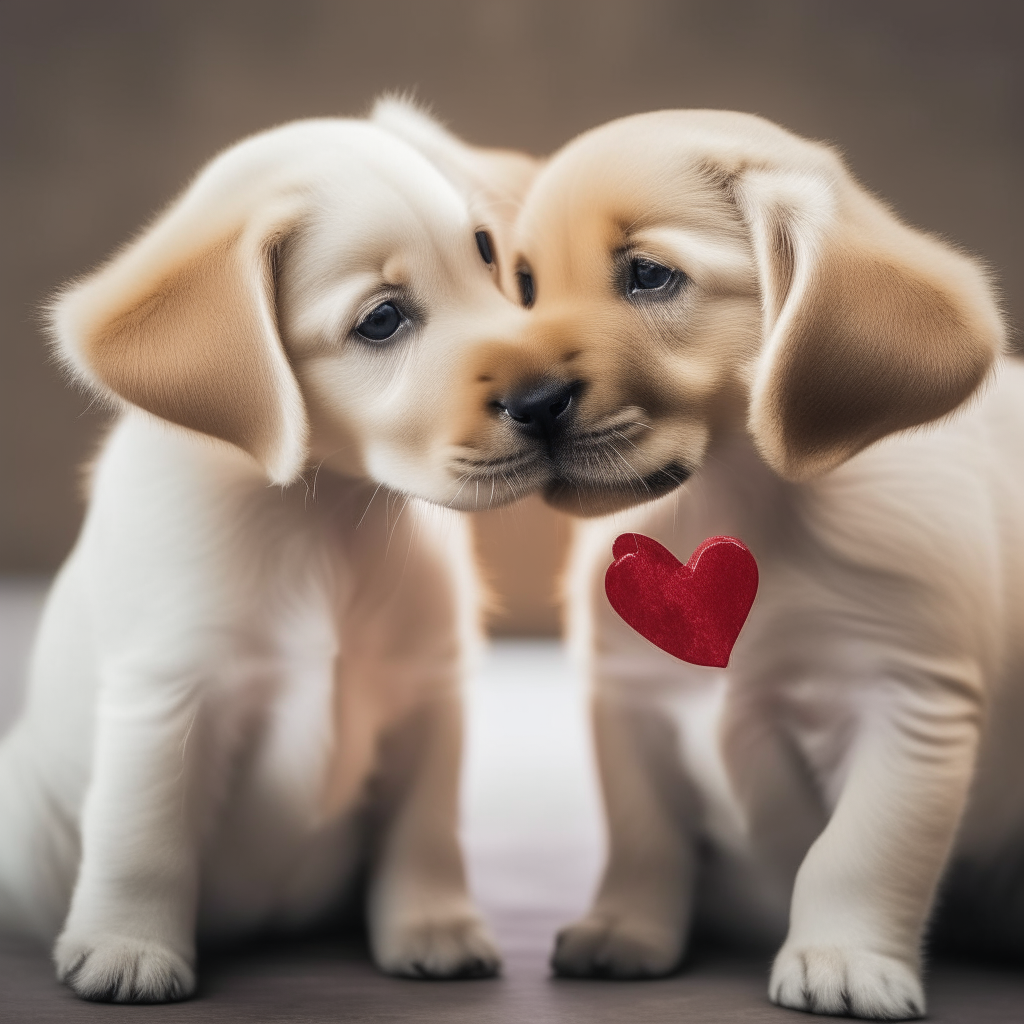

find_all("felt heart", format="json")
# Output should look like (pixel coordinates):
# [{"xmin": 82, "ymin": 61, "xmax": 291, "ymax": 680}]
[{"xmin": 605, "ymin": 534, "xmax": 758, "ymax": 668}]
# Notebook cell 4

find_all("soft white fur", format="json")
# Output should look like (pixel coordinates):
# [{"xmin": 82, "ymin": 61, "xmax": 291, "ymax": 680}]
[{"xmin": 0, "ymin": 101, "xmax": 543, "ymax": 1002}]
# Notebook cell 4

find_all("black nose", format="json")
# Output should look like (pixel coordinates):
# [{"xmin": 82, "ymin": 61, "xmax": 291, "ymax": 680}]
[{"xmin": 497, "ymin": 379, "xmax": 578, "ymax": 440}]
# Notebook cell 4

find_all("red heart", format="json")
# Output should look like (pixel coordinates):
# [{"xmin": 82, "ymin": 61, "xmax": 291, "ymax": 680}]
[{"xmin": 605, "ymin": 534, "xmax": 758, "ymax": 668}]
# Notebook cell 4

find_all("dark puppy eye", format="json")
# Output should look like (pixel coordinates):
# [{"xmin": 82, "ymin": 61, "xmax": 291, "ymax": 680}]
[
  {"xmin": 517, "ymin": 268, "xmax": 535, "ymax": 308},
  {"xmin": 629, "ymin": 258, "xmax": 674, "ymax": 293},
  {"xmin": 475, "ymin": 230, "xmax": 494, "ymax": 265},
  {"xmin": 355, "ymin": 301, "xmax": 405, "ymax": 342}
]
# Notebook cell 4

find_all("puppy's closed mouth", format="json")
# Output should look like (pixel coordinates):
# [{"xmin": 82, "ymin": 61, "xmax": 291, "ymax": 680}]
[
  {"xmin": 636, "ymin": 461, "xmax": 691, "ymax": 492},
  {"xmin": 447, "ymin": 452, "xmax": 551, "ymax": 509},
  {"xmin": 543, "ymin": 460, "xmax": 690, "ymax": 516},
  {"xmin": 452, "ymin": 453, "xmax": 541, "ymax": 474}
]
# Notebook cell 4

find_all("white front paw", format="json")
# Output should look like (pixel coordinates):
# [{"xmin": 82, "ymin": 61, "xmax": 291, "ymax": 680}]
[
  {"xmin": 374, "ymin": 913, "xmax": 501, "ymax": 979},
  {"xmin": 770, "ymin": 943, "xmax": 924, "ymax": 1020},
  {"xmin": 54, "ymin": 930, "xmax": 195, "ymax": 1003},
  {"xmin": 551, "ymin": 912, "xmax": 683, "ymax": 978}
]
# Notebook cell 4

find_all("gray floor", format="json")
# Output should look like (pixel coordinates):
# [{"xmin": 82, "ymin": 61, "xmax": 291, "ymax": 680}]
[{"xmin": 1, "ymin": 581, "xmax": 1023, "ymax": 1022}]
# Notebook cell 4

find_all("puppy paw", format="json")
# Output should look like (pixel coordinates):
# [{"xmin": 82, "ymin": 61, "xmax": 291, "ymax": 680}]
[
  {"xmin": 551, "ymin": 912, "xmax": 683, "ymax": 978},
  {"xmin": 54, "ymin": 931, "xmax": 195, "ymax": 1003},
  {"xmin": 769, "ymin": 943, "xmax": 924, "ymax": 1020},
  {"xmin": 374, "ymin": 914, "xmax": 501, "ymax": 979}
]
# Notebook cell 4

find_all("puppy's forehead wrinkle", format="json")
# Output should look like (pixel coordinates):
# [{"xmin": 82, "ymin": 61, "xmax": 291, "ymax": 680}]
[
  {"xmin": 625, "ymin": 227, "xmax": 756, "ymax": 295},
  {"xmin": 281, "ymin": 200, "xmax": 488, "ymax": 355},
  {"xmin": 338, "ymin": 199, "xmax": 471, "ymax": 284},
  {"xmin": 519, "ymin": 109, "xmax": 841, "ymax": 249},
  {"xmin": 283, "ymin": 274, "xmax": 384, "ymax": 350},
  {"xmin": 519, "ymin": 167, "xmax": 749, "ymax": 298}
]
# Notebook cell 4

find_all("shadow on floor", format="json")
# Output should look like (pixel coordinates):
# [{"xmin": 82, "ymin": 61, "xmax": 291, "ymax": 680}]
[{"xmin": 4, "ymin": 927, "xmax": 1024, "ymax": 1024}]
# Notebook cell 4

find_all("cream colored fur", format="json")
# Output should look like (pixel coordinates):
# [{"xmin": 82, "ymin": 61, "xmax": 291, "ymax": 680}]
[
  {"xmin": 0, "ymin": 100, "xmax": 552, "ymax": 1002},
  {"xmin": 510, "ymin": 109, "xmax": 1020, "ymax": 1020}
]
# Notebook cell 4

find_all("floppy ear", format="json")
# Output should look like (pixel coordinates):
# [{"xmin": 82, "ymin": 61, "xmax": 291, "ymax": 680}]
[
  {"xmin": 371, "ymin": 96, "xmax": 541, "ymax": 217},
  {"xmin": 736, "ymin": 156, "xmax": 1004, "ymax": 481},
  {"xmin": 50, "ymin": 147, "xmax": 309, "ymax": 485}
]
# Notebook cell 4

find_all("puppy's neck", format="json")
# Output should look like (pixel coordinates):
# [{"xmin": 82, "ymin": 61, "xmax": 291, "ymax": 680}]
[{"xmin": 678, "ymin": 427, "xmax": 799, "ymax": 550}]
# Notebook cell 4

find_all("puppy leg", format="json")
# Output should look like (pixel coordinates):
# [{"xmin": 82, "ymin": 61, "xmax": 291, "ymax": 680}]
[
  {"xmin": 552, "ymin": 691, "xmax": 695, "ymax": 978},
  {"xmin": 769, "ymin": 676, "xmax": 981, "ymax": 1020},
  {"xmin": 368, "ymin": 691, "xmax": 500, "ymax": 979},
  {"xmin": 54, "ymin": 672, "xmax": 206, "ymax": 1002},
  {"xmin": 0, "ymin": 727, "xmax": 79, "ymax": 940}
]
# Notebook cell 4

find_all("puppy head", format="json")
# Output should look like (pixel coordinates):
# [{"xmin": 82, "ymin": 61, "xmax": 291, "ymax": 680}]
[
  {"xmin": 49, "ymin": 101, "xmax": 564, "ymax": 510},
  {"xmin": 511, "ymin": 110, "xmax": 1004, "ymax": 514}
]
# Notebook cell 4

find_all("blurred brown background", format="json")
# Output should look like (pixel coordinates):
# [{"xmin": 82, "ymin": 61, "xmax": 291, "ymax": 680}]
[{"xmin": 2, "ymin": 0, "xmax": 1021, "ymax": 634}]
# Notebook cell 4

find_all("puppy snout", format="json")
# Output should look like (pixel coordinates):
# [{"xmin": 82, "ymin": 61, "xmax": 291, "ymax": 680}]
[{"xmin": 495, "ymin": 379, "xmax": 580, "ymax": 442}]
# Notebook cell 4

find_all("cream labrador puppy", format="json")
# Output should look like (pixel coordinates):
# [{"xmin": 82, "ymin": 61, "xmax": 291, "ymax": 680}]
[
  {"xmin": 508, "ymin": 110, "xmax": 1020, "ymax": 1019},
  {"xmin": 0, "ymin": 100, "xmax": 557, "ymax": 1002}
]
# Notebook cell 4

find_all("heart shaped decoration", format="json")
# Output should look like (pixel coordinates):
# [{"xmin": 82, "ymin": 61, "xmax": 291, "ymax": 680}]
[{"xmin": 605, "ymin": 534, "xmax": 758, "ymax": 668}]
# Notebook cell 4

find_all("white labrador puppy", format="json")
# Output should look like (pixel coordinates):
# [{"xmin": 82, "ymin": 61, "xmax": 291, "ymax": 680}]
[
  {"xmin": 0, "ymin": 100, "xmax": 554, "ymax": 1002},
  {"xmin": 507, "ymin": 110, "xmax": 1021, "ymax": 1019}
]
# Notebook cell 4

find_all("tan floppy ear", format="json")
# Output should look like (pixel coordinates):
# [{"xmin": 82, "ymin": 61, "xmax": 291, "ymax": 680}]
[
  {"xmin": 50, "ymin": 151, "xmax": 309, "ymax": 485},
  {"xmin": 736, "ymin": 158, "xmax": 1004, "ymax": 481}
]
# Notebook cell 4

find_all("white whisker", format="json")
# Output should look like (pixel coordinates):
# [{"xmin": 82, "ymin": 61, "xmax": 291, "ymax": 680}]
[{"xmin": 357, "ymin": 481, "xmax": 384, "ymax": 530}]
